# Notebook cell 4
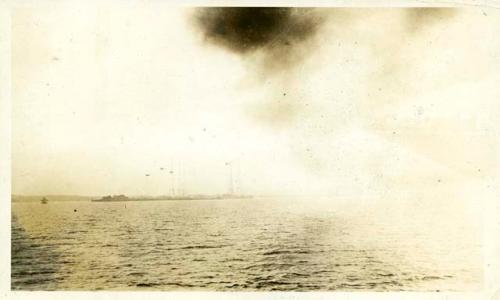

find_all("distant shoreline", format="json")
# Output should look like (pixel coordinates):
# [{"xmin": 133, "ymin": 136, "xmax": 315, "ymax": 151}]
[
  {"xmin": 11, "ymin": 194, "xmax": 253, "ymax": 203},
  {"xmin": 91, "ymin": 195, "xmax": 253, "ymax": 202},
  {"xmin": 91, "ymin": 198, "xmax": 240, "ymax": 202}
]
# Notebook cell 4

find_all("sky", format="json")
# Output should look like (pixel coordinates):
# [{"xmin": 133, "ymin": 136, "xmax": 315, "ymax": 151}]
[{"xmin": 11, "ymin": 5, "xmax": 500, "ymax": 201}]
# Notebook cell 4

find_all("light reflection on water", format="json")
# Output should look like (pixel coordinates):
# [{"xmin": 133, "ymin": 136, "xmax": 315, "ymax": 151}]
[{"xmin": 11, "ymin": 198, "xmax": 482, "ymax": 291}]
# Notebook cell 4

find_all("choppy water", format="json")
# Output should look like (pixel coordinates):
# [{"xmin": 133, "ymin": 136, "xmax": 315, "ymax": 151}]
[{"xmin": 11, "ymin": 197, "xmax": 482, "ymax": 291}]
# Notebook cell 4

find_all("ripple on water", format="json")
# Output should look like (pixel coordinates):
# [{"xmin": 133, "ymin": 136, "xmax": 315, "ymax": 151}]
[{"xmin": 11, "ymin": 200, "xmax": 482, "ymax": 291}]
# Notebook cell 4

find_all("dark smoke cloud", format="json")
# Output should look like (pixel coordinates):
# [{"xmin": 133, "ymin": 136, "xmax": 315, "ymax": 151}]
[
  {"xmin": 192, "ymin": 8, "xmax": 458, "ymax": 69},
  {"xmin": 190, "ymin": 8, "xmax": 462, "ymax": 129},
  {"xmin": 192, "ymin": 7, "xmax": 325, "ymax": 72}
]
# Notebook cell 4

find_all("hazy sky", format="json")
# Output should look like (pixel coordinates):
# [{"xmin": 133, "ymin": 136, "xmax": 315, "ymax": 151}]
[{"xmin": 12, "ymin": 5, "xmax": 500, "ymax": 199}]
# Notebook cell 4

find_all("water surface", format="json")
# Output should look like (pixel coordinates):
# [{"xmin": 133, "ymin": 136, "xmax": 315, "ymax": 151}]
[{"xmin": 11, "ymin": 197, "xmax": 482, "ymax": 291}]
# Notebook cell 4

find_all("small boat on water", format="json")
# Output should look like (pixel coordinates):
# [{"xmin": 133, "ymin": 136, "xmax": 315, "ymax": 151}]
[{"xmin": 40, "ymin": 197, "xmax": 48, "ymax": 204}]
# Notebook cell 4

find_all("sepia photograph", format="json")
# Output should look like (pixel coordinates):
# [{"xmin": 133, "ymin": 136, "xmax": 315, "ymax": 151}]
[{"xmin": 2, "ymin": 1, "xmax": 500, "ymax": 298}]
